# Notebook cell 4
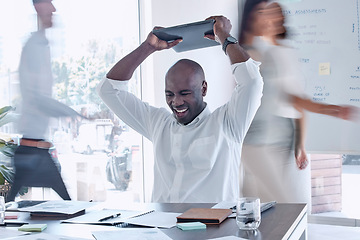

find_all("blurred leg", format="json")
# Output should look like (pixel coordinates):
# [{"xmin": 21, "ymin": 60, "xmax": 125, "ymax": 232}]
[
  {"xmin": 36, "ymin": 149, "xmax": 71, "ymax": 200},
  {"xmin": 7, "ymin": 146, "xmax": 71, "ymax": 201}
]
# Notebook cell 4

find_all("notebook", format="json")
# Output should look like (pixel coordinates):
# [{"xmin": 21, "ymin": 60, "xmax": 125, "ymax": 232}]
[
  {"xmin": 176, "ymin": 208, "xmax": 232, "ymax": 225},
  {"xmin": 18, "ymin": 200, "xmax": 93, "ymax": 219},
  {"xmin": 124, "ymin": 211, "xmax": 180, "ymax": 228},
  {"xmin": 62, "ymin": 209, "xmax": 154, "ymax": 226},
  {"xmin": 152, "ymin": 19, "xmax": 220, "ymax": 52}
]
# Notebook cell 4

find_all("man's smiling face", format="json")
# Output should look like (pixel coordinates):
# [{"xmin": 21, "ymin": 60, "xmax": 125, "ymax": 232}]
[{"xmin": 165, "ymin": 59, "xmax": 207, "ymax": 125}]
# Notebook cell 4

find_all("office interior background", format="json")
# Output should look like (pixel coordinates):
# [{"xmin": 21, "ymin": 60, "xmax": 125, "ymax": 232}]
[{"xmin": 1, "ymin": 0, "xmax": 360, "ymax": 229}]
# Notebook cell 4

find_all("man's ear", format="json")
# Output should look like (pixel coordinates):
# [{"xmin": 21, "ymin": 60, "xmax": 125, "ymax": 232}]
[{"xmin": 202, "ymin": 81, "xmax": 208, "ymax": 96}]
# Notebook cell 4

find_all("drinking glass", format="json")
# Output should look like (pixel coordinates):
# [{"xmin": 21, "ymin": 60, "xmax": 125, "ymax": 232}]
[
  {"xmin": 236, "ymin": 197, "xmax": 261, "ymax": 230},
  {"xmin": 0, "ymin": 196, "xmax": 5, "ymax": 225}
]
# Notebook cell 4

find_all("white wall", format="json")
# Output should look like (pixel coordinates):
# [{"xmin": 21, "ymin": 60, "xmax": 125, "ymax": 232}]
[
  {"xmin": 140, "ymin": 0, "xmax": 240, "ymax": 201},
  {"xmin": 149, "ymin": 0, "xmax": 240, "ymax": 110}
]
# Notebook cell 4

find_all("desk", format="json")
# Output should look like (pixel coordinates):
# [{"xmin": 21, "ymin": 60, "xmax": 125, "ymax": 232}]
[{"xmin": 4, "ymin": 202, "xmax": 307, "ymax": 240}]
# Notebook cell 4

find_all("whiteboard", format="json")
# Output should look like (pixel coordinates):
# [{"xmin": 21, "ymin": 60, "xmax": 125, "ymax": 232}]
[{"xmin": 278, "ymin": 0, "xmax": 360, "ymax": 154}]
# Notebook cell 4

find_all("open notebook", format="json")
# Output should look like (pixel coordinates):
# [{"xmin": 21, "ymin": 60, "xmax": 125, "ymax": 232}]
[
  {"xmin": 62, "ymin": 209, "xmax": 154, "ymax": 226},
  {"xmin": 64, "ymin": 209, "xmax": 180, "ymax": 229}
]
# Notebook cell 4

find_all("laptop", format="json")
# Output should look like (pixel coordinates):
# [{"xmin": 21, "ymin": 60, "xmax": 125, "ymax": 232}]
[{"xmin": 152, "ymin": 19, "xmax": 220, "ymax": 52}]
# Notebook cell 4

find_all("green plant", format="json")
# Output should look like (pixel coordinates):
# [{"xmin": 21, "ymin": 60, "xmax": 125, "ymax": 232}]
[
  {"xmin": 0, "ymin": 165, "xmax": 13, "ymax": 185},
  {"xmin": 0, "ymin": 106, "xmax": 28, "ymax": 197},
  {"xmin": 0, "ymin": 138, "xmax": 17, "ymax": 192},
  {"xmin": 0, "ymin": 106, "xmax": 16, "ymax": 127},
  {"xmin": 0, "ymin": 138, "xmax": 18, "ymax": 158}
]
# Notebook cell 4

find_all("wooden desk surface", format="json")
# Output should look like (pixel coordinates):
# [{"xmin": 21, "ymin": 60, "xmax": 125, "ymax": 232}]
[{"xmin": 4, "ymin": 202, "xmax": 307, "ymax": 240}]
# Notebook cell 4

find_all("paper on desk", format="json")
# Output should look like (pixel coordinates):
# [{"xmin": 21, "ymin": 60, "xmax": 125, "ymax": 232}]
[
  {"xmin": 124, "ymin": 211, "xmax": 181, "ymax": 228},
  {"xmin": 212, "ymin": 201, "xmax": 276, "ymax": 218},
  {"xmin": 212, "ymin": 201, "xmax": 236, "ymax": 210},
  {"xmin": 92, "ymin": 228, "xmax": 172, "ymax": 240},
  {"xmin": 0, "ymin": 228, "xmax": 29, "ymax": 239},
  {"xmin": 208, "ymin": 236, "xmax": 248, "ymax": 240},
  {"xmin": 3, "ymin": 232, "xmax": 89, "ymax": 240},
  {"xmin": 62, "ymin": 209, "xmax": 153, "ymax": 225},
  {"xmin": 212, "ymin": 201, "xmax": 237, "ymax": 218}
]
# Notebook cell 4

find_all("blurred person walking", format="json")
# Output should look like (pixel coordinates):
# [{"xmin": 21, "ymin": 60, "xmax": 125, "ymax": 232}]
[
  {"xmin": 7, "ymin": 0, "xmax": 83, "ymax": 202},
  {"xmin": 239, "ymin": 0, "xmax": 356, "ymax": 205}
]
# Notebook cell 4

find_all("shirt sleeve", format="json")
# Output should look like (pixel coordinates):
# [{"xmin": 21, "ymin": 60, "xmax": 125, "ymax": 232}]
[
  {"xmin": 221, "ymin": 58, "xmax": 264, "ymax": 142},
  {"xmin": 96, "ymin": 78, "xmax": 162, "ymax": 140}
]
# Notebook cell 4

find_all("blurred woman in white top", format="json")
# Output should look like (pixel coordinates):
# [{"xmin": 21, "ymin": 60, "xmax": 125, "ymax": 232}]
[{"xmin": 239, "ymin": 0, "xmax": 356, "ymax": 205}]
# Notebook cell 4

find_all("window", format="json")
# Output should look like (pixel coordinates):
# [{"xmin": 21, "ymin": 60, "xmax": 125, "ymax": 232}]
[{"xmin": 0, "ymin": 0, "xmax": 144, "ymax": 204}]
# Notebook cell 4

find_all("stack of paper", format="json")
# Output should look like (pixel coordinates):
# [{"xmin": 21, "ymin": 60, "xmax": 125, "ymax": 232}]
[{"xmin": 18, "ymin": 200, "xmax": 94, "ymax": 218}]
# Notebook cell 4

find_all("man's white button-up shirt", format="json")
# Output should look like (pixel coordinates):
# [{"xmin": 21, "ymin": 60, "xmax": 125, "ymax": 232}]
[{"xmin": 97, "ymin": 58, "xmax": 263, "ymax": 203}]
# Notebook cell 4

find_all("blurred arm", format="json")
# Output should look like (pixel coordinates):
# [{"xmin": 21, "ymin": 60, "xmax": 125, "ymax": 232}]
[
  {"xmin": 292, "ymin": 95, "xmax": 356, "ymax": 120},
  {"xmin": 294, "ymin": 113, "xmax": 308, "ymax": 170}
]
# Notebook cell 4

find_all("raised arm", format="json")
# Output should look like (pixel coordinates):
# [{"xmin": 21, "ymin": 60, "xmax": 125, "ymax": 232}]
[
  {"xmin": 205, "ymin": 16, "xmax": 250, "ymax": 64},
  {"xmin": 106, "ymin": 29, "xmax": 182, "ymax": 81}
]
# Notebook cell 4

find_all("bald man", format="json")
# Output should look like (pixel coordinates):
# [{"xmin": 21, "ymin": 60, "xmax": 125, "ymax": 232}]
[{"xmin": 97, "ymin": 16, "xmax": 263, "ymax": 203}]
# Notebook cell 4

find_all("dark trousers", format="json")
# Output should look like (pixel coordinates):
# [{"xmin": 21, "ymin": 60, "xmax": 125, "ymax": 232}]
[{"xmin": 6, "ymin": 145, "xmax": 71, "ymax": 202}]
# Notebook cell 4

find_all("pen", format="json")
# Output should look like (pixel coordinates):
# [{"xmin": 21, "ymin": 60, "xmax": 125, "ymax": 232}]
[{"xmin": 98, "ymin": 213, "xmax": 121, "ymax": 222}]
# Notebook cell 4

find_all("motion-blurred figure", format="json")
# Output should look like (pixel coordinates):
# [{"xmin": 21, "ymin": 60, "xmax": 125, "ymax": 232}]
[
  {"xmin": 7, "ymin": 0, "xmax": 83, "ymax": 202},
  {"xmin": 239, "ymin": 0, "xmax": 357, "ymax": 204}
]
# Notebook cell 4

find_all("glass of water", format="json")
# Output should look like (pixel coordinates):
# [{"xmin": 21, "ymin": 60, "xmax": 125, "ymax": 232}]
[
  {"xmin": 0, "ymin": 196, "xmax": 5, "ymax": 225},
  {"xmin": 236, "ymin": 197, "xmax": 261, "ymax": 230}
]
